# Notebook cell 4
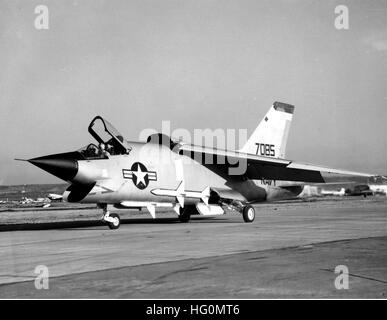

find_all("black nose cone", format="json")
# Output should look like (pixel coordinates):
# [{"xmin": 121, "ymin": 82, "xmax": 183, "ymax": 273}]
[{"xmin": 28, "ymin": 152, "xmax": 79, "ymax": 182}]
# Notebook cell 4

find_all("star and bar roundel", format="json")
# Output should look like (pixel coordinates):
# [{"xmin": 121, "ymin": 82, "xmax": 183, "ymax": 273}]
[{"xmin": 122, "ymin": 162, "xmax": 157, "ymax": 190}]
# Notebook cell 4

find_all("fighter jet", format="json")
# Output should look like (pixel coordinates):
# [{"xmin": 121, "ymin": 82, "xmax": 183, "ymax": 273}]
[{"xmin": 18, "ymin": 102, "xmax": 376, "ymax": 229}]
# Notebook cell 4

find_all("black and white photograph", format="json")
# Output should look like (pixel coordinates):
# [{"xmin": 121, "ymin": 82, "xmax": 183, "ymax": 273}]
[{"xmin": 0, "ymin": 0, "xmax": 386, "ymax": 305}]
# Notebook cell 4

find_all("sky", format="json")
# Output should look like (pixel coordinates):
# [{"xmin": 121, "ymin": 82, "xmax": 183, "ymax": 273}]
[{"xmin": 0, "ymin": 0, "xmax": 386, "ymax": 184}]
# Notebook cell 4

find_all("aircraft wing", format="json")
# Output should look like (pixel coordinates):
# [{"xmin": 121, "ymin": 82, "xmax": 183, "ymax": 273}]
[{"xmin": 178, "ymin": 144, "xmax": 374, "ymax": 183}]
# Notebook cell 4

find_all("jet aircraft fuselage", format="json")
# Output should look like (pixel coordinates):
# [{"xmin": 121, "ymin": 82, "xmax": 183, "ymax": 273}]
[{"xmin": 22, "ymin": 104, "xmax": 376, "ymax": 229}]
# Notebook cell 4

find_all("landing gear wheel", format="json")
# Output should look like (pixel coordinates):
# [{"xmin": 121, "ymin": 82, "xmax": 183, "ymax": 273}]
[
  {"xmin": 242, "ymin": 205, "xmax": 255, "ymax": 223},
  {"xmin": 101, "ymin": 204, "xmax": 121, "ymax": 230},
  {"xmin": 107, "ymin": 213, "xmax": 120, "ymax": 229},
  {"xmin": 178, "ymin": 207, "xmax": 192, "ymax": 223}
]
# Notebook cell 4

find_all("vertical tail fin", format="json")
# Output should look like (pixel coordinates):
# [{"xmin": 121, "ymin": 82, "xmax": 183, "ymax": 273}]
[{"xmin": 239, "ymin": 101, "xmax": 294, "ymax": 158}]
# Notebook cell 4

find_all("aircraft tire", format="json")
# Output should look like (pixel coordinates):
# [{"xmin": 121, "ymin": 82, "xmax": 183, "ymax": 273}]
[
  {"xmin": 178, "ymin": 207, "xmax": 193, "ymax": 223},
  {"xmin": 107, "ymin": 213, "xmax": 121, "ymax": 229},
  {"xmin": 242, "ymin": 205, "xmax": 255, "ymax": 223}
]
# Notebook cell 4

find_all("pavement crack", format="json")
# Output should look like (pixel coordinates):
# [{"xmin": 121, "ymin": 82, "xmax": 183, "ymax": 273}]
[{"xmin": 152, "ymin": 267, "xmax": 209, "ymax": 284}]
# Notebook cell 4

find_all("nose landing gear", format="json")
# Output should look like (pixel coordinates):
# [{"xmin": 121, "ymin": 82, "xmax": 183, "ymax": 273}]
[
  {"xmin": 226, "ymin": 201, "xmax": 256, "ymax": 223},
  {"xmin": 242, "ymin": 205, "xmax": 255, "ymax": 223},
  {"xmin": 100, "ymin": 205, "xmax": 121, "ymax": 229}
]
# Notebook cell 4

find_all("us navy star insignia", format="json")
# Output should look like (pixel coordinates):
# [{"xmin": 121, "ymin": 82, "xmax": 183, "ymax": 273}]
[{"xmin": 122, "ymin": 162, "xmax": 157, "ymax": 189}]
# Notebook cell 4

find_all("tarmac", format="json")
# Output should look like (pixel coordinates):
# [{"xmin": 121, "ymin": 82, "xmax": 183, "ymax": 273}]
[{"xmin": 0, "ymin": 197, "xmax": 386, "ymax": 298}]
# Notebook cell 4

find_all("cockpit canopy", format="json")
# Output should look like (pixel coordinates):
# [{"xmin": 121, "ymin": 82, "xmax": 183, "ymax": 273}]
[{"xmin": 78, "ymin": 116, "xmax": 131, "ymax": 159}]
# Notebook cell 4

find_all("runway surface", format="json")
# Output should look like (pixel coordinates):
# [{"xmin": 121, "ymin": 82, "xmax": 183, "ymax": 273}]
[{"xmin": 0, "ymin": 197, "xmax": 386, "ymax": 298}]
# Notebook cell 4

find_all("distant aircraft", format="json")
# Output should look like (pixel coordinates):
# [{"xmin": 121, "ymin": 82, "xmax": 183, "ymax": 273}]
[
  {"xmin": 18, "ymin": 102, "xmax": 378, "ymax": 229},
  {"xmin": 345, "ymin": 185, "xmax": 374, "ymax": 197},
  {"xmin": 320, "ymin": 187, "xmax": 346, "ymax": 197},
  {"xmin": 317, "ymin": 176, "xmax": 387, "ymax": 198},
  {"xmin": 369, "ymin": 184, "xmax": 387, "ymax": 195},
  {"xmin": 368, "ymin": 175, "xmax": 387, "ymax": 195},
  {"xmin": 48, "ymin": 193, "xmax": 64, "ymax": 201},
  {"xmin": 20, "ymin": 196, "xmax": 50, "ymax": 207}
]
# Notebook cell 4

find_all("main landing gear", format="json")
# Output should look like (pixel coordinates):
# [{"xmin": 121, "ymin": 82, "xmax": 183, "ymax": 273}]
[
  {"xmin": 178, "ymin": 203, "xmax": 255, "ymax": 224},
  {"xmin": 100, "ymin": 204, "xmax": 121, "ymax": 229},
  {"xmin": 178, "ymin": 205, "xmax": 198, "ymax": 223}
]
